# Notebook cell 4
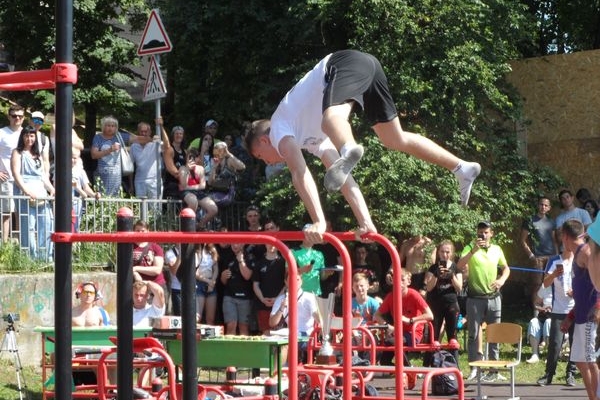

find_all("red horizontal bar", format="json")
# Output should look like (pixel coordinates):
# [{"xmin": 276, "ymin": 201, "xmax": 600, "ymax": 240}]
[{"xmin": 0, "ymin": 63, "xmax": 78, "ymax": 91}]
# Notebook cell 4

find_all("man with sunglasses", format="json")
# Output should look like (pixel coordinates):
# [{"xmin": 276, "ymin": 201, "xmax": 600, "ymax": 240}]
[
  {"xmin": 29, "ymin": 111, "xmax": 51, "ymax": 180},
  {"xmin": 72, "ymin": 282, "xmax": 108, "ymax": 327},
  {"xmin": 0, "ymin": 104, "xmax": 25, "ymax": 242}
]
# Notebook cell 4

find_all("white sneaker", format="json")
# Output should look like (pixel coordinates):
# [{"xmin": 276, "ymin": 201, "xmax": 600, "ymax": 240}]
[
  {"xmin": 324, "ymin": 144, "xmax": 364, "ymax": 192},
  {"xmin": 526, "ymin": 354, "xmax": 540, "ymax": 364},
  {"xmin": 455, "ymin": 161, "xmax": 481, "ymax": 206},
  {"xmin": 467, "ymin": 368, "xmax": 478, "ymax": 381},
  {"xmin": 495, "ymin": 373, "xmax": 508, "ymax": 381}
]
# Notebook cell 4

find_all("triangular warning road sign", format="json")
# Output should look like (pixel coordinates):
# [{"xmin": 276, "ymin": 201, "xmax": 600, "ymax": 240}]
[
  {"xmin": 143, "ymin": 56, "xmax": 167, "ymax": 102},
  {"xmin": 137, "ymin": 9, "xmax": 172, "ymax": 56}
]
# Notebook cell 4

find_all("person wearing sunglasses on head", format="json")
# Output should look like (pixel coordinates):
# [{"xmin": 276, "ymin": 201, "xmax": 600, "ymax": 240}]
[
  {"xmin": 29, "ymin": 111, "xmax": 50, "ymax": 180},
  {"xmin": 0, "ymin": 104, "xmax": 25, "ymax": 242}
]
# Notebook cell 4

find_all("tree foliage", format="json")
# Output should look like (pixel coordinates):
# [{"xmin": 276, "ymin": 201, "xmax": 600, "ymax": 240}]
[
  {"xmin": 0, "ymin": 0, "xmax": 567, "ymax": 248},
  {"xmin": 0, "ymin": 0, "xmax": 150, "ymax": 139},
  {"xmin": 521, "ymin": 0, "xmax": 600, "ymax": 55},
  {"xmin": 248, "ymin": 0, "xmax": 564, "ymax": 247}
]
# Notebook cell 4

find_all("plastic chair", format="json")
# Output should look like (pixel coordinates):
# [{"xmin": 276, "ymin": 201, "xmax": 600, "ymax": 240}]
[{"xmin": 468, "ymin": 322, "xmax": 522, "ymax": 400}]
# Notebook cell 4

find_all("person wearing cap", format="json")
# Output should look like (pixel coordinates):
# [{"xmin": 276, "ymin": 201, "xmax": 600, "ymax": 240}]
[
  {"xmin": 29, "ymin": 111, "xmax": 50, "ymax": 178},
  {"xmin": 556, "ymin": 219, "xmax": 599, "ymax": 396},
  {"xmin": 245, "ymin": 50, "xmax": 481, "ymax": 245},
  {"xmin": 457, "ymin": 220, "xmax": 510, "ymax": 382},
  {"xmin": 187, "ymin": 119, "xmax": 220, "ymax": 151}
]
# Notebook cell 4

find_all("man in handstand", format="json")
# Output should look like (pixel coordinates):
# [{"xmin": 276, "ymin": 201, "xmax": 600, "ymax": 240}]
[{"xmin": 246, "ymin": 50, "xmax": 480, "ymax": 244}]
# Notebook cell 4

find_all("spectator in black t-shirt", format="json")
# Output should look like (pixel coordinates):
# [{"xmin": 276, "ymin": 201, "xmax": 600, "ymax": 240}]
[
  {"xmin": 423, "ymin": 240, "xmax": 463, "ymax": 358},
  {"xmin": 352, "ymin": 243, "xmax": 383, "ymax": 300},
  {"xmin": 252, "ymin": 218, "xmax": 286, "ymax": 334},
  {"xmin": 221, "ymin": 242, "xmax": 254, "ymax": 335}
]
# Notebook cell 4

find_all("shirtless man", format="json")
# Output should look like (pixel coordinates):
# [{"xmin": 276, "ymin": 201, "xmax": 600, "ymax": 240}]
[
  {"xmin": 72, "ymin": 282, "xmax": 105, "ymax": 327},
  {"xmin": 399, "ymin": 235, "xmax": 434, "ymax": 296},
  {"xmin": 399, "ymin": 235, "xmax": 434, "ymax": 274}
]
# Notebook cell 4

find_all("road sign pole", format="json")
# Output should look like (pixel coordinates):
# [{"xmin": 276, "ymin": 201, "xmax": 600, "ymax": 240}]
[
  {"xmin": 154, "ymin": 55, "xmax": 162, "ymax": 199},
  {"xmin": 138, "ymin": 9, "xmax": 170, "ymax": 203}
]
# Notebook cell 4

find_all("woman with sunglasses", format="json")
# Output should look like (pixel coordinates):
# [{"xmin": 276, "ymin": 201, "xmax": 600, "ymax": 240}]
[{"xmin": 11, "ymin": 125, "xmax": 55, "ymax": 261}]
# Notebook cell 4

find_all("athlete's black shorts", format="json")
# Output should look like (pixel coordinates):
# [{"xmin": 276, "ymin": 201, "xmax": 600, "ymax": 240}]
[{"xmin": 323, "ymin": 49, "xmax": 398, "ymax": 125}]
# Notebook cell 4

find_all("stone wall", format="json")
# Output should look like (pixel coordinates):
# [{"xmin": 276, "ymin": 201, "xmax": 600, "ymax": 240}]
[
  {"xmin": 507, "ymin": 49, "xmax": 600, "ymax": 198},
  {"xmin": 0, "ymin": 272, "xmax": 117, "ymax": 366}
]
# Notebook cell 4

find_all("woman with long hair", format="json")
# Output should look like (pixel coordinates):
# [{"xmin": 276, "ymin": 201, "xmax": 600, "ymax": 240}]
[
  {"xmin": 423, "ymin": 240, "xmax": 463, "ymax": 359},
  {"xmin": 11, "ymin": 125, "xmax": 55, "ymax": 261},
  {"xmin": 178, "ymin": 148, "xmax": 218, "ymax": 229},
  {"xmin": 162, "ymin": 124, "xmax": 187, "ymax": 200},
  {"xmin": 195, "ymin": 243, "xmax": 219, "ymax": 324}
]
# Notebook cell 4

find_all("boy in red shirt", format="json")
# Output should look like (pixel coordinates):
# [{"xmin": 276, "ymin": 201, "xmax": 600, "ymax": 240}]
[{"xmin": 375, "ymin": 268, "xmax": 433, "ymax": 365}]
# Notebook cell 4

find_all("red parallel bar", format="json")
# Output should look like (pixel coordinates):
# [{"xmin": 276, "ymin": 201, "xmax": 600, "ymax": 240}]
[
  {"xmin": 54, "ymin": 230, "xmax": 355, "ymax": 399},
  {"xmin": 330, "ymin": 232, "xmax": 403, "ymax": 400}
]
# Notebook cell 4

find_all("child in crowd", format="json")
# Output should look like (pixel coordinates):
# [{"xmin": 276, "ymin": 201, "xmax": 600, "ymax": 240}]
[
  {"xmin": 351, "ymin": 272, "xmax": 380, "ymax": 324},
  {"xmin": 526, "ymin": 283, "xmax": 552, "ymax": 364},
  {"xmin": 71, "ymin": 148, "xmax": 100, "ymax": 232}
]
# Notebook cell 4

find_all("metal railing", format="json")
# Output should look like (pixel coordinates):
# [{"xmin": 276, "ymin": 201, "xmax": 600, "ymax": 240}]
[{"xmin": 0, "ymin": 194, "xmax": 250, "ymax": 261}]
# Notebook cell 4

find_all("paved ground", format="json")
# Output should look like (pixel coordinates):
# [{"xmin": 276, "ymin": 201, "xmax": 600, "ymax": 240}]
[{"xmin": 373, "ymin": 376, "xmax": 590, "ymax": 399}]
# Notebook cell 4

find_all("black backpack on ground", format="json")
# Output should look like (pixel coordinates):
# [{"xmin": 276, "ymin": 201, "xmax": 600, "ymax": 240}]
[{"xmin": 428, "ymin": 350, "xmax": 459, "ymax": 395}]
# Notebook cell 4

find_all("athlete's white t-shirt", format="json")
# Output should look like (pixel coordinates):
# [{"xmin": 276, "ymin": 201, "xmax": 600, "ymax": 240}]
[{"xmin": 270, "ymin": 54, "xmax": 337, "ymax": 158}]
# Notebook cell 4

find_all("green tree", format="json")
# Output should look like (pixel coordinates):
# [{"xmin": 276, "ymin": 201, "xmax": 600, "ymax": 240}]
[
  {"xmin": 158, "ymin": 0, "xmax": 330, "ymax": 133},
  {"xmin": 521, "ymin": 0, "xmax": 600, "ymax": 55},
  {"xmin": 0, "ymin": 0, "xmax": 150, "ymax": 140},
  {"xmin": 238, "ymin": 0, "xmax": 564, "ymax": 246}
]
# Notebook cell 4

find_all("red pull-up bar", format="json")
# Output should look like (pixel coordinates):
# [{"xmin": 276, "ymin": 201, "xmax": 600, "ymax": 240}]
[{"xmin": 0, "ymin": 63, "xmax": 77, "ymax": 90}]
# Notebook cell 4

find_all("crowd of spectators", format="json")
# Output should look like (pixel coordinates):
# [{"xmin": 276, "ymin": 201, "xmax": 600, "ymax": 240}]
[
  {"xmin": 6, "ymin": 105, "xmax": 600, "ymax": 390},
  {"xmin": 0, "ymin": 106, "xmax": 274, "ymax": 259}
]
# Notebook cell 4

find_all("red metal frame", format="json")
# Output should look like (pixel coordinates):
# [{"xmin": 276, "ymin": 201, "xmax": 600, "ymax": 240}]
[
  {"xmin": 54, "ymin": 230, "xmax": 354, "ymax": 400},
  {"xmin": 53, "ymin": 230, "xmax": 464, "ymax": 399},
  {"xmin": 0, "ymin": 63, "xmax": 77, "ymax": 90}
]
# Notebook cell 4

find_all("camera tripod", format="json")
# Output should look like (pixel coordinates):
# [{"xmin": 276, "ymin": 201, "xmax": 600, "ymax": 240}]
[{"xmin": 0, "ymin": 320, "xmax": 29, "ymax": 400}]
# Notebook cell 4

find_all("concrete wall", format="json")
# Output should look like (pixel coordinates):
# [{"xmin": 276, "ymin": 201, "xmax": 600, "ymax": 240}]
[
  {"xmin": 0, "ymin": 272, "xmax": 117, "ymax": 366},
  {"xmin": 507, "ymin": 49, "xmax": 600, "ymax": 198}
]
